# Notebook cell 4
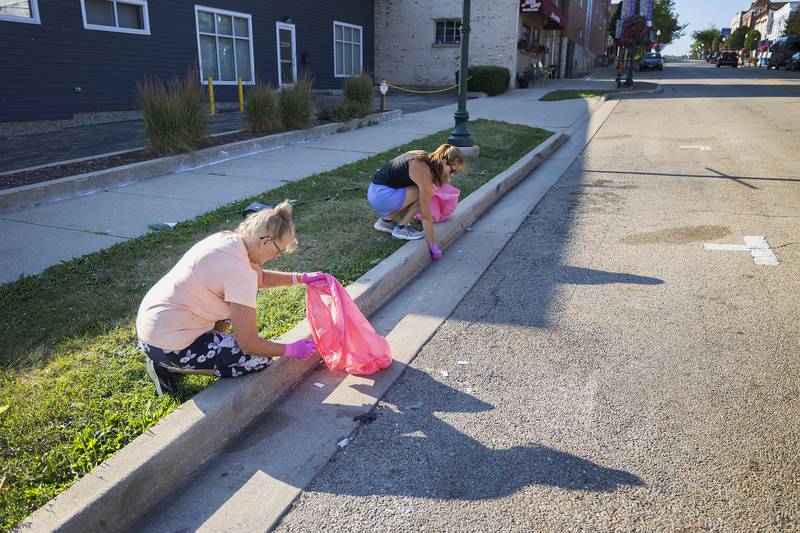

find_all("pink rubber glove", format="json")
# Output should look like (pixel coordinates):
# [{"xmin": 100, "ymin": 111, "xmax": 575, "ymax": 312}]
[
  {"xmin": 300, "ymin": 272, "xmax": 326, "ymax": 284},
  {"xmin": 429, "ymin": 244, "xmax": 442, "ymax": 261},
  {"xmin": 283, "ymin": 339, "xmax": 318, "ymax": 360}
]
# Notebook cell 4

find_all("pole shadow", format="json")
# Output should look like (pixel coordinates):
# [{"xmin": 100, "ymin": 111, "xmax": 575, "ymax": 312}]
[{"xmin": 300, "ymin": 368, "xmax": 644, "ymax": 500}]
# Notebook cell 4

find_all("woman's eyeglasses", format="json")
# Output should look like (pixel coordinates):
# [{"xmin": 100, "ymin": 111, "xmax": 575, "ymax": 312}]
[{"xmin": 260, "ymin": 236, "xmax": 285, "ymax": 255}]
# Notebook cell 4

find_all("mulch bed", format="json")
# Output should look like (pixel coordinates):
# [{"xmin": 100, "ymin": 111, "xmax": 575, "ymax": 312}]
[{"xmin": 0, "ymin": 130, "xmax": 264, "ymax": 191}]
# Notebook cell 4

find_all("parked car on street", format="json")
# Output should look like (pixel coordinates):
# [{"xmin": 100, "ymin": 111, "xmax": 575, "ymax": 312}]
[
  {"xmin": 716, "ymin": 51, "xmax": 738, "ymax": 68},
  {"xmin": 767, "ymin": 36, "xmax": 800, "ymax": 69},
  {"xmin": 639, "ymin": 52, "xmax": 663, "ymax": 71},
  {"xmin": 791, "ymin": 51, "xmax": 800, "ymax": 71}
]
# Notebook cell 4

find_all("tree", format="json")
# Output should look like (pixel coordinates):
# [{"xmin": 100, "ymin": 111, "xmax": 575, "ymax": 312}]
[
  {"xmin": 784, "ymin": 10, "xmax": 800, "ymax": 36},
  {"xmin": 744, "ymin": 29, "xmax": 761, "ymax": 51},
  {"xmin": 652, "ymin": 0, "xmax": 687, "ymax": 45},
  {"xmin": 726, "ymin": 26, "xmax": 748, "ymax": 50},
  {"xmin": 692, "ymin": 27, "xmax": 722, "ymax": 53},
  {"xmin": 712, "ymin": 34, "xmax": 721, "ymax": 51}
]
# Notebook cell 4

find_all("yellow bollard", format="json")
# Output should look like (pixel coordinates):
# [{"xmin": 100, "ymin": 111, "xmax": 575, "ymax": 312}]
[
  {"xmin": 238, "ymin": 78, "xmax": 244, "ymax": 112},
  {"xmin": 207, "ymin": 76, "xmax": 215, "ymax": 115}
]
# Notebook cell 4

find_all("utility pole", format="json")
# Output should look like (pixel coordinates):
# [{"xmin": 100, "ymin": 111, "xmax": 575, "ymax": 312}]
[
  {"xmin": 448, "ymin": 0, "xmax": 474, "ymax": 147},
  {"xmin": 624, "ymin": 0, "xmax": 641, "ymax": 87}
]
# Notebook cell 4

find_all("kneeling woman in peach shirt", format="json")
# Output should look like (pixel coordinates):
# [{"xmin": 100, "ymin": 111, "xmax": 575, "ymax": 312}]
[{"xmin": 136, "ymin": 201, "xmax": 323, "ymax": 396}]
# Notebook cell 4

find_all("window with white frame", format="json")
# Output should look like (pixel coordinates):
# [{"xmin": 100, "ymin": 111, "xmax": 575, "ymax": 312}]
[
  {"xmin": 435, "ymin": 19, "xmax": 461, "ymax": 45},
  {"xmin": 81, "ymin": 0, "xmax": 149, "ymax": 34},
  {"xmin": 334, "ymin": 21, "xmax": 362, "ymax": 77},
  {"xmin": 195, "ymin": 6, "xmax": 254, "ymax": 84},
  {"xmin": 0, "ymin": 0, "xmax": 40, "ymax": 23}
]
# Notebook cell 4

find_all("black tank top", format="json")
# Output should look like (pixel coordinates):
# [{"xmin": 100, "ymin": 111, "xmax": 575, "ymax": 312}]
[{"xmin": 371, "ymin": 152, "xmax": 416, "ymax": 189}]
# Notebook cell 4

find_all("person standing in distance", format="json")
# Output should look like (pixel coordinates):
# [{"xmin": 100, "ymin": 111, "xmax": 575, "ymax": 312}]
[{"xmin": 367, "ymin": 144, "xmax": 465, "ymax": 261}]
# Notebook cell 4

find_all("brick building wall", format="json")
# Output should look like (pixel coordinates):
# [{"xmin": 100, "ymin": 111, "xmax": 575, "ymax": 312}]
[
  {"xmin": 589, "ymin": 0, "xmax": 610, "ymax": 57},
  {"xmin": 374, "ymin": 0, "xmax": 519, "ymax": 87}
]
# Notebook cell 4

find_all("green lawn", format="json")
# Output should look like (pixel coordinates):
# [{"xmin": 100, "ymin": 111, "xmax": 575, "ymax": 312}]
[
  {"xmin": 0, "ymin": 119, "xmax": 552, "ymax": 529},
  {"xmin": 539, "ymin": 89, "xmax": 612, "ymax": 101}
]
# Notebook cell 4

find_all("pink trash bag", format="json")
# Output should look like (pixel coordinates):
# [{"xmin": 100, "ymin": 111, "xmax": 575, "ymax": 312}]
[
  {"xmin": 414, "ymin": 183, "xmax": 461, "ymax": 223},
  {"xmin": 305, "ymin": 274, "xmax": 393, "ymax": 375}
]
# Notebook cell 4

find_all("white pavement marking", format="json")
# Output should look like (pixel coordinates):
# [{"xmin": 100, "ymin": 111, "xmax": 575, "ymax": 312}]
[
  {"xmin": 744, "ymin": 236, "xmax": 780, "ymax": 266},
  {"xmin": 680, "ymin": 145, "xmax": 712, "ymax": 151},
  {"xmin": 703, "ymin": 244, "xmax": 749, "ymax": 252},
  {"xmin": 704, "ymin": 236, "xmax": 780, "ymax": 266}
]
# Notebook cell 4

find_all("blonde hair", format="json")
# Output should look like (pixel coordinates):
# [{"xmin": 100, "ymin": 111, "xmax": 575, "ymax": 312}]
[
  {"xmin": 415, "ymin": 144, "xmax": 465, "ymax": 186},
  {"xmin": 236, "ymin": 200, "xmax": 297, "ymax": 253}
]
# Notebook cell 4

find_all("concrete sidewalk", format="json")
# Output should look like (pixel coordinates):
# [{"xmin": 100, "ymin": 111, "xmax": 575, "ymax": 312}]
[{"xmin": 0, "ymin": 76, "xmax": 616, "ymax": 284}]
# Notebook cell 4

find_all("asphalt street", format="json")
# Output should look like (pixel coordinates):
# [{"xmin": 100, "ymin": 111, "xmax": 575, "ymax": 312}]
[{"xmin": 275, "ymin": 60, "xmax": 800, "ymax": 530}]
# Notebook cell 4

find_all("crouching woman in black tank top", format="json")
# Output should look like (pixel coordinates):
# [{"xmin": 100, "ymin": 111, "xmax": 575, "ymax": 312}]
[{"xmin": 367, "ymin": 143, "xmax": 465, "ymax": 261}]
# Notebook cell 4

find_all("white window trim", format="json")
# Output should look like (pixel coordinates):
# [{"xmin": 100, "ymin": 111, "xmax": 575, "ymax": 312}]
[
  {"xmin": 0, "ymin": 0, "xmax": 41, "ymax": 24},
  {"xmin": 80, "ymin": 0, "xmax": 150, "ymax": 35},
  {"xmin": 434, "ymin": 18, "xmax": 461, "ymax": 46},
  {"xmin": 194, "ymin": 5, "xmax": 256, "ymax": 86},
  {"xmin": 333, "ymin": 20, "xmax": 363, "ymax": 78},
  {"xmin": 276, "ymin": 21, "xmax": 298, "ymax": 88}
]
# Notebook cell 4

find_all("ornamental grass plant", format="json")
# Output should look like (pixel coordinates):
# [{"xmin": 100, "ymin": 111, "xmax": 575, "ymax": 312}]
[
  {"xmin": 246, "ymin": 83, "xmax": 280, "ymax": 134},
  {"xmin": 136, "ymin": 69, "xmax": 207, "ymax": 155},
  {"xmin": 279, "ymin": 71, "xmax": 314, "ymax": 130}
]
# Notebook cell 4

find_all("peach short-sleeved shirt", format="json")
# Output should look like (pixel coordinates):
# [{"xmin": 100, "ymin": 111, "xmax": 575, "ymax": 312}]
[{"xmin": 136, "ymin": 231, "xmax": 261, "ymax": 350}]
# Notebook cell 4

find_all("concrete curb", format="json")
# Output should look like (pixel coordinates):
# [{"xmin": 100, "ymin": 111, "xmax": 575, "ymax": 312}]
[
  {"xmin": 602, "ymin": 84, "xmax": 663, "ymax": 101},
  {"xmin": 0, "ymin": 110, "xmax": 402, "ymax": 216},
  {"xmin": 20, "ymin": 131, "xmax": 568, "ymax": 533}
]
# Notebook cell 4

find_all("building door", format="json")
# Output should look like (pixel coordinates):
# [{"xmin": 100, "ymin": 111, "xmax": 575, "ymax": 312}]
[{"xmin": 276, "ymin": 22, "xmax": 297, "ymax": 88}]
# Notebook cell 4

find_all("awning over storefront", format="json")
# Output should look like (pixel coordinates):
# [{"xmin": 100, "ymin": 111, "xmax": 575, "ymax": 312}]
[{"xmin": 520, "ymin": 0, "xmax": 565, "ymax": 30}]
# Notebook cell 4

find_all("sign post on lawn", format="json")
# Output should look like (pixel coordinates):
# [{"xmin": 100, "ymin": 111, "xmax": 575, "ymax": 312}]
[{"xmin": 379, "ymin": 79, "xmax": 388, "ymax": 112}]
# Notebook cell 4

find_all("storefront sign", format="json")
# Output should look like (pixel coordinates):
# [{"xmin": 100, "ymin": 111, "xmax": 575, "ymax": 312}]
[
  {"xmin": 520, "ymin": 0, "xmax": 565, "ymax": 28},
  {"xmin": 520, "ymin": 0, "xmax": 542, "ymax": 12}
]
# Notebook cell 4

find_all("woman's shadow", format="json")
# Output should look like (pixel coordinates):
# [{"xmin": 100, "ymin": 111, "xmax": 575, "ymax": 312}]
[{"xmin": 305, "ymin": 366, "xmax": 644, "ymax": 500}]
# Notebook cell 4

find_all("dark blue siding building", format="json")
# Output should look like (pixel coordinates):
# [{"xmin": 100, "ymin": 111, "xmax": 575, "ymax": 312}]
[{"xmin": 0, "ymin": 1, "xmax": 374, "ymax": 122}]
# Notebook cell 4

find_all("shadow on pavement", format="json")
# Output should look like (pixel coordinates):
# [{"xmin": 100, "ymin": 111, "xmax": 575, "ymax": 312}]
[
  {"xmin": 585, "ymin": 168, "xmax": 800, "ymax": 186},
  {"xmin": 327, "ymin": 370, "xmax": 645, "ymax": 499},
  {"xmin": 197, "ymin": 367, "xmax": 642, "ymax": 518}
]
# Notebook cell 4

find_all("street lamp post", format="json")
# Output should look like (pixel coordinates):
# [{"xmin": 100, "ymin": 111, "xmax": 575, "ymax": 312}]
[
  {"xmin": 624, "ymin": 0, "xmax": 641, "ymax": 87},
  {"xmin": 448, "ymin": 0, "xmax": 474, "ymax": 147}
]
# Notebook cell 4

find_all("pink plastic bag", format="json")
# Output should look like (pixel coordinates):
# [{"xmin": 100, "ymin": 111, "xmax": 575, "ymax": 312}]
[
  {"xmin": 305, "ymin": 274, "xmax": 392, "ymax": 375},
  {"xmin": 414, "ymin": 183, "xmax": 461, "ymax": 223}
]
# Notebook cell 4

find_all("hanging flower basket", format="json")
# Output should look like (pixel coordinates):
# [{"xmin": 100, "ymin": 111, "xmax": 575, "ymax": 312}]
[{"xmin": 620, "ymin": 15, "xmax": 649, "ymax": 47}]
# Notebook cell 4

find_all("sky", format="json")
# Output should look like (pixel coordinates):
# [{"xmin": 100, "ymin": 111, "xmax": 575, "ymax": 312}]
[{"xmin": 663, "ymin": 0, "xmax": 747, "ymax": 55}]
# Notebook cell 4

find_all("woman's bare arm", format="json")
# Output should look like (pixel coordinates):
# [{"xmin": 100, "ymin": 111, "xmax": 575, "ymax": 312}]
[
  {"xmin": 229, "ymin": 302, "xmax": 287, "ymax": 357},
  {"xmin": 408, "ymin": 159, "xmax": 436, "ymax": 246}
]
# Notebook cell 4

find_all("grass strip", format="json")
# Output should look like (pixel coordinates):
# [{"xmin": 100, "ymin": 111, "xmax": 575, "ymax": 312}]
[
  {"xmin": 539, "ymin": 89, "xmax": 612, "ymax": 101},
  {"xmin": 0, "ymin": 119, "xmax": 552, "ymax": 529}
]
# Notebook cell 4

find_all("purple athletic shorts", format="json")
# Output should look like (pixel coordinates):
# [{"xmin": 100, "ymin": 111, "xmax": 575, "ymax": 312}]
[{"xmin": 368, "ymin": 183, "xmax": 407, "ymax": 217}]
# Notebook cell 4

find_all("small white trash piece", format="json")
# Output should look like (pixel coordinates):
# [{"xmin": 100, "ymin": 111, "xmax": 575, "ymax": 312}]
[
  {"xmin": 313, "ymin": 382, "xmax": 325, "ymax": 389},
  {"xmin": 440, "ymin": 370, "xmax": 449, "ymax": 377},
  {"xmin": 457, "ymin": 360, "xmax": 469, "ymax": 366},
  {"xmin": 338, "ymin": 437, "xmax": 351, "ymax": 448}
]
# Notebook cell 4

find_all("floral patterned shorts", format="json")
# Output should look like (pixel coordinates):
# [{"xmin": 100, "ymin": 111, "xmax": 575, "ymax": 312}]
[{"xmin": 138, "ymin": 330, "xmax": 272, "ymax": 378}]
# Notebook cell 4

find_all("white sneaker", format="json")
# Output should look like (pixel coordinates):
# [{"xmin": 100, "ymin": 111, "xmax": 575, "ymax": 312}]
[
  {"xmin": 391, "ymin": 225, "xmax": 424, "ymax": 240},
  {"xmin": 373, "ymin": 217, "xmax": 397, "ymax": 234}
]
